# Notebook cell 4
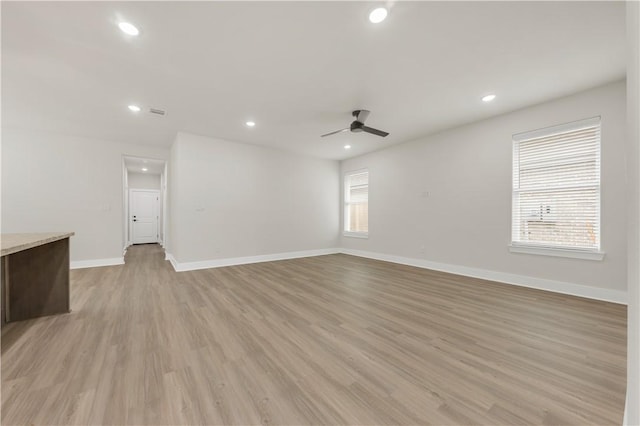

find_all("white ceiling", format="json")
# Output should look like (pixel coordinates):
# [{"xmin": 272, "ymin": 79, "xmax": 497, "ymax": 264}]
[
  {"xmin": 2, "ymin": 1, "xmax": 626, "ymax": 160},
  {"xmin": 124, "ymin": 156, "xmax": 165, "ymax": 175}
]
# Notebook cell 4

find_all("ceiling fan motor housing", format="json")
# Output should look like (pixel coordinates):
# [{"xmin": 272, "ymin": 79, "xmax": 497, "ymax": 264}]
[{"xmin": 321, "ymin": 109, "xmax": 387, "ymax": 138}]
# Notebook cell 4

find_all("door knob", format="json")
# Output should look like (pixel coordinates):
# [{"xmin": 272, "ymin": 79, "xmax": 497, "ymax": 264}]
[{"xmin": 133, "ymin": 219, "xmax": 137, "ymax": 222}]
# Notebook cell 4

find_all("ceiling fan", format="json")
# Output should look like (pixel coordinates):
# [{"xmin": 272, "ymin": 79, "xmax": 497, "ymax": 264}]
[{"xmin": 321, "ymin": 110, "xmax": 389, "ymax": 138}]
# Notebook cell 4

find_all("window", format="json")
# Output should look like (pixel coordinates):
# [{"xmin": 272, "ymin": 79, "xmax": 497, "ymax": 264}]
[
  {"xmin": 511, "ymin": 117, "xmax": 603, "ymax": 260},
  {"xmin": 344, "ymin": 170, "xmax": 368, "ymax": 236}
]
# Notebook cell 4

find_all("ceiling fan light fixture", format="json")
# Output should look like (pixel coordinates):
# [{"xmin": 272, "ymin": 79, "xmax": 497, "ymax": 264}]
[{"xmin": 369, "ymin": 7, "xmax": 388, "ymax": 24}]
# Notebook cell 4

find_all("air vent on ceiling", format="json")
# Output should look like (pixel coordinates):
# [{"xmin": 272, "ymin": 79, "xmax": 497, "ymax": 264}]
[{"xmin": 149, "ymin": 108, "xmax": 166, "ymax": 116}]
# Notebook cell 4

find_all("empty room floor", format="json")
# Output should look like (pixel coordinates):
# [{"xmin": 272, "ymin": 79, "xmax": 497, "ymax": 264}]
[{"xmin": 1, "ymin": 244, "xmax": 626, "ymax": 425}]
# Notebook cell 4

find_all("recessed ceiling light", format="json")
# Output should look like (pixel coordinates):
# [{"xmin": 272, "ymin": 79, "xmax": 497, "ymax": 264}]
[
  {"xmin": 482, "ymin": 94, "xmax": 496, "ymax": 102},
  {"xmin": 142, "ymin": 167, "xmax": 148, "ymax": 172},
  {"xmin": 128, "ymin": 105, "xmax": 141, "ymax": 112},
  {"xmin": 369, "ymin": 7, "xmax": 388, "ymax": 24},
  {"xmin": 245, "ymin": 121, "xmax": 256, "ymax": 127},
  {"xmin": 344, "ymin": 145, "xmax": 352, "ymax": 150},
  {"xmin": 118, "ymin": 22, "xmax": 139, "ymax": 36}
]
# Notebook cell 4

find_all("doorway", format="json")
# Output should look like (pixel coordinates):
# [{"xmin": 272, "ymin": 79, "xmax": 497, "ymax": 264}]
[
  {"xmin": 130, "ymin": 189, "xmax": 160, "ymax": 244},
  {"xmin": 122, "ymin": 156, "xmax": 167, "ymax": 255}
]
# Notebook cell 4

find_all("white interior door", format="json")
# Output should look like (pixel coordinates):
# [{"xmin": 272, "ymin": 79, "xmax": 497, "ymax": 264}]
[{"xmin": 130, "ymin": 189, "xmax": 159, "ymax": 244}]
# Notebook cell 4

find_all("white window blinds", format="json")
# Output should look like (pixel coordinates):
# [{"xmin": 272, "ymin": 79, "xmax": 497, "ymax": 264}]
[
  {"xmin": 345, "ymin": 170, "xmax": 368, "ymax": 234},
  {"xmin": 512, "ymin": 117, "xmax": 601, "ymax": 252}
]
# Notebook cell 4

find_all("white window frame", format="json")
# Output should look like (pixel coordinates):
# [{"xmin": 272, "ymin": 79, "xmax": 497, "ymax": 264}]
[
  {"xmin": 344, "ymin": 169, "xmax": 369, "ymax": 238},
  {"xmin": 510, "ymin": 117, "xmax": 604, "ymax": 261}
]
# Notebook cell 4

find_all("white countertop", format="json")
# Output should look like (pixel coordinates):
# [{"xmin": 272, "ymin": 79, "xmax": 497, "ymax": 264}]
[{"xmin": 1, "ymin": 232, "xmax": 75, "ymax": 257}]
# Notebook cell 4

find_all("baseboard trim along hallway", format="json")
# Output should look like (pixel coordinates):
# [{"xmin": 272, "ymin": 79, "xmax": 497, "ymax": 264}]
[
  {"xmin": 163, "ymin": 248, "xmax": 626, "ymax": 304},
  {"xmin": 70, "ymin": 257, "xmax": 125, "ymax": 269},
  {"xmin": 165, "ymin": 248, "xmax": 341, "ymax": 272}
]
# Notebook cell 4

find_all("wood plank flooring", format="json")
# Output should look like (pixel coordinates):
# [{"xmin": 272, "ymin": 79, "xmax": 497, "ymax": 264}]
[{"xmin": 1, "ymin": 244, "xmax": 627, "ymax": 425}]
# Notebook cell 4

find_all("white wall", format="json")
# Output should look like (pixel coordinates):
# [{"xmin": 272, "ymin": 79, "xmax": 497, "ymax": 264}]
[
  {"xmin": 625, "ymin": 1, "xmax": 639, "ymax": 424},
  {"xmin": 341, "ymin": 81, "xmax": 627, "ymax": 301},
  {"xmin": 127, "ymin": 172, "xmax": 161, "ymax": 190},
  {"xmin": 160, "ymin": 165, "xmax": 167, "ymax": 245},
  {"xmin": 166, "ymin": 143, "xmax": 177, "ymax": 257},
  {"xmin": 1, "ymin": 128, "xmax": 169, "ymax": 263},
  {"xmin": 167, "ymin": 132, "xmax": 339, "ymax": 265}
]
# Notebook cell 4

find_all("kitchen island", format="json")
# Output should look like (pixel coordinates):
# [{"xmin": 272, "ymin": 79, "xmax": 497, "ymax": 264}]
[{"xmin": 1, "ymin": 232, "xmax": 74, "ymax": 324}]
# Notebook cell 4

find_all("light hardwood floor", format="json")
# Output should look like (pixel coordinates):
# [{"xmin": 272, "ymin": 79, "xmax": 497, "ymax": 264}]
[{"xmin": 1, "ymin": 244, "xmax": 627, "ymax": 425}]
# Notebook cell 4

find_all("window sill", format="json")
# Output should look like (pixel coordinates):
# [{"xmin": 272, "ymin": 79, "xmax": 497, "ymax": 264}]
[
  {"xmin": 509, "ymin": 244, "xmax": 605, "ymax": 261},
  {"xmin": 343, "ymin": 232, "xmax": 369, "ymax": 239}
]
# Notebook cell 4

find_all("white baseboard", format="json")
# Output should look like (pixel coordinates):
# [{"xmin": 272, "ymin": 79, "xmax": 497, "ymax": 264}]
[
  {"xmin": 163, "ymin": 247, "xmax": 625, "ymax": 304},
  {"xmin": 339, "ymin": 248, "xmax": 627, "ymax": 305},
  {"xmin": 70, "ymin": 257, "xmax": 125, "ymax": 269},
  {"xmin": 166, "ymin": 248, "xmax": 340, "ymax": 272},
  {"xmin": 165, "ymin": 252, "xmax": 179, "ymax": 271}
]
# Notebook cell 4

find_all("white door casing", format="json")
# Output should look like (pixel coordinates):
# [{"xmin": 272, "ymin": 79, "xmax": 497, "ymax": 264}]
[{"xmin": 130, "ymin": 189, "xmax": 159, "ymax": 244}]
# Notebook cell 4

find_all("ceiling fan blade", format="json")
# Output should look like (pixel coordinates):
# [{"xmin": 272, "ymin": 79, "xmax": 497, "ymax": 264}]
[
  {"xmin": 321, "ymin": 128, "xmax": 349, "ymax": 137},
  {"xmin": 355, "ymin": 110, "xmax": 370, "ymax": 123},
  {"xmin": 361, "ymin": 126, "xmax": 389, "ymax": 137}
]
